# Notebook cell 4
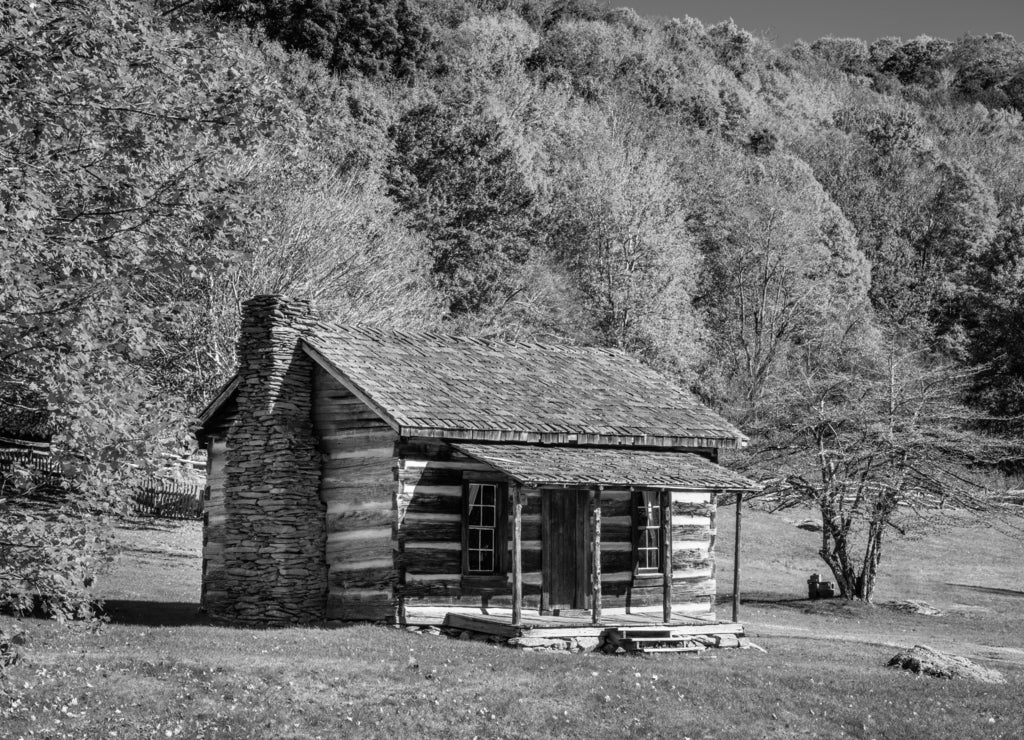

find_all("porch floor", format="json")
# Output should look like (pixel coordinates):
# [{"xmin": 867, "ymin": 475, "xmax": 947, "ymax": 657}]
[{"xmin": 443, "ymin": 610, "xmax": 744, "ymax": 639}]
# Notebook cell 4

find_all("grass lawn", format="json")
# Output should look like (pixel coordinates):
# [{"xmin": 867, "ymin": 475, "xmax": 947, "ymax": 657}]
[{"xmin": 2, "ymin": 509, "xmax": 1022, "ymax": 739}]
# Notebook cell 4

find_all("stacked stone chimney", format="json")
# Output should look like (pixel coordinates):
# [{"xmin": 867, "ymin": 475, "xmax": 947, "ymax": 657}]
[{"xmin": 217, "ymin": 295, "xmax": 327, "ymax": 625}]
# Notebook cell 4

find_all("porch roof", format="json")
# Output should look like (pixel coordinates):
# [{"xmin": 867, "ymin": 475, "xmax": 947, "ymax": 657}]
[{"xmin": 451, "ymin": 443, "xmax": 761, "ymax": 491}]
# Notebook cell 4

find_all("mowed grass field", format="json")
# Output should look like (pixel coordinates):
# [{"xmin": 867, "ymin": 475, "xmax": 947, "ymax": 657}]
[{"xmin": 2, "ymin": 507, "xmax": 1023, "ymax": 739}]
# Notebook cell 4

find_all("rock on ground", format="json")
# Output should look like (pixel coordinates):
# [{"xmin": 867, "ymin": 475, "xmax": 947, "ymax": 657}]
[
  {"xmin": 887, "ymin": 600, "xmax": 943, "ymax": 617},
  {"xmin": 887, "ymin": 644, "xmax": 1005, "ymax": 684}
]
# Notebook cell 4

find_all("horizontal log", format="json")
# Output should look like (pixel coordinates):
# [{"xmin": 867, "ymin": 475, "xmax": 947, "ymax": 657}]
[
  {"xmin": 521, "ymin": 521, "xmax": 541, "ymax": 541},
  {"xmin": 596, "ymin": 494, "xmax": 632, "ymax": 518},
  {"xmin": 330, "ymin": 557, "xmax": 393, "ymax": 573},
  {"xmin": 402, "ymin": 547, "xmax": 462, "ymax": 575},
  {"xmin": 600, "ymin": 550, "xmax": 635, "ymax": 573},
  {"xmin": 326, "ymin": 508, "xmax": 392, "ymax": 532},
  {"xmin": 627, "ymin": 585, "xmax": 667, "ymax": 608},
  {"xmin": 321, "ymin": 482, "xmax": 393, "ymax": 506},
  {"xmin": 669, "ymin": 577, "xmax": 715, "ymax": 600},
  {"xmin": 323, "ymin": 456, "xmax": 394, "ymax": 474},
  {"xmin": 322, "ymin": 464, "xmax": 392, "ymax": 486},
  {"xmin": 326, "ymin": 533, "xmax": 393, "ymax": 563},
  {"xmin": 521, "ymin": 549, "xmax": 542, "ymax": 572},
  {"xmin": 398, "ymin": 467, "xmax": 465, "ymax": 487},
  {"xmin": 599, "ymin": 541, "xmax": 632, "ymax": 552},
  {"xmin": 328, "ymin": 585, "xmax": 392, "ymax": 601},
  {"xmin": 402, "ymin": 483, "xmax": 460, "ymax": 498},
  {"xmin": 316, "ymin": 416, "xmax": 393, "ymax": 432},
  {"xmin": 402, "ymin": 519, "xmax": 460, "ymax": 543},
  {"xmin": 670, "ymin": 501, "xmax": 713, "ymax": 517},
  {"xmin": 312, "ymin": 407, "xmax": 389, "ymax": 425},
  {"xmin": 329, "ymin": 567, "xmax": 396, "ymax": 590},
  {"xmin": 670, "ymin": 554, "xmax": 713, "ymax": 571},
  {"xmin": 329, "ymin": 600, "xmax": 394, "ymax": 622},
  {"xmin": 404, "ymin": 491, "xmax": 462, "ymax": 516},
  {"xmin": 601, "ymin": 520, "xmax": 633, "ymax": 543},
  {"xmin": 314, "ymin": 396, "xmax": 371, "ymax": 411},
  {"xmin": 319, "ymin": 427, "xmax": 396, "ymax": 446},
  {"xmin": 521, "ymin": 494, "xmax": 542, "ymax": 517},
  {"xmin": 397, "ymin": 440, "xmax": 458, "ymax": 460},
  {"xmin": 672, "ymin": 524, "xmax": 711, "ymax": 542}
]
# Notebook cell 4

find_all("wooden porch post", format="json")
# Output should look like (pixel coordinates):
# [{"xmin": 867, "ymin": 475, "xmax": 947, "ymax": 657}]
[
  {"xmin": 590, "ymin": 487, "xmax": 602, "ymax": 625},
  {"xmin": 732, "ymin": 490, "xmax": 743, "ymax": 623},
  {"xmin": 512, "ymin": 483, "xmax": 523, "ymax": 628},
  {"xmin": 661, "ymin": 488, "xmax": 673, "ymax": 624}
]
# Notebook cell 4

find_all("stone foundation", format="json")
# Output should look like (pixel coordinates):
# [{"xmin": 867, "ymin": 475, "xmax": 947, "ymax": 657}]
[{"xmin": 398, "ymin": 625, "xmax": 754, "ymax": 654}]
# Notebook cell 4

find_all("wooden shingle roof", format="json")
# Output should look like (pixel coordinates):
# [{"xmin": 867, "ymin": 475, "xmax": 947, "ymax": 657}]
[
  {"xmin": 303, "ymin": 323, "xmax": 746, "ymax": 448},
  {"xmin": 452, "ymin": 443, "xmax": 761, "ymax": 490}
]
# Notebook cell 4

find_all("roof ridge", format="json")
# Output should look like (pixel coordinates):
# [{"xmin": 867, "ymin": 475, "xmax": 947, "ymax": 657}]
[{"xmin": 311, "ymin": 319, "xmax": 628, "ymax": 357}]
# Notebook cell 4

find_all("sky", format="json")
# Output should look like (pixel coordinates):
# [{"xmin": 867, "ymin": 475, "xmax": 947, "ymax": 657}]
[{"xmin": 623, "ymin": 1, "xmax": 1024, "ymax": 46}]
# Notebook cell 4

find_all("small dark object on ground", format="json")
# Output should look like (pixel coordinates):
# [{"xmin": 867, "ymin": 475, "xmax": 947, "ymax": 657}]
[
  {"xmin": 796, "ymin": 519, "xmax": 822, "ymax": 532},
  {"xmin": 887, "ymin": 644, "xmax": 1005, "ymax": 683},
  {"xmin": 807, "ymin": 573, "xmax": 835, "ymax": 599}
]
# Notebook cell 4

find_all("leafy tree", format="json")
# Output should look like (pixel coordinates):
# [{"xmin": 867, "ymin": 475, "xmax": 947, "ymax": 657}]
[
  {"xmin": 951, "ymin": 33, "xmax": 1024, "ymax": 108},
  {"xmin": 543, "ymin": 127, "xmax": 702, "ymax": 376},
  {"xmin": 916, "ymin": 162, "xmax": 998, "ymax": 340},
  {"xmin": 385, "ymin": 100, "xmax": 537, "ymax": 317},
  {"xmin": 809, "ymin": 36, "xmax": 870, "ymax": 76},
  {"xmin": 690, "ymin": 152, "xmax": 870, "ymax": 419},
  {"xmin": 880, "ymin": 36, "xmax": 953, "ymax": 88},
  {"xmin": 868, "ymin": 36, "xmax": 902, "ymax": 69},
  {"xmin": 959, "ymin": 206, "xmax": 1024, "ymax": 418},
  {"xmin": 0, "ymin": 0, "xmax": 402, "ymax": 617},
  {"xmin": 206, "ymin": 0, "xmax": 432, "ymax": 79}
]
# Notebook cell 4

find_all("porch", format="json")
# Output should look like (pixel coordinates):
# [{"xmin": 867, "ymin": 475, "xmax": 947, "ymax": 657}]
[
  {"xmin": 444, "ymin": 609, "xmax": 743, "ymax": 639},
  {"xmin": 440, "ymin": 610, "xmax": 747, "ymax": 654}
]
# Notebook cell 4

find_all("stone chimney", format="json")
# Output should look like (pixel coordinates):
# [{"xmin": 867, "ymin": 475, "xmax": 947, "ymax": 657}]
[{"xmin": 217, "ymin": 295, "xmax": 327, "ymax": 625}]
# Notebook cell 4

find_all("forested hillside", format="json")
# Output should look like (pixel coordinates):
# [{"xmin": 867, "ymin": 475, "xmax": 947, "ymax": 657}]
[{"xmin": 4, "ymin": 0, "xmax": 1024, "ymax": 603}]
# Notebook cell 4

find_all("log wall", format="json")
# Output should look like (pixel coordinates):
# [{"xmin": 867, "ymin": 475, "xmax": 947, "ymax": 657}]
[
  {"xmin": 313, "ymin": 366, "xmax": 399, "ymax": 622},
  {"xmin": 394, "ymin": 443, "xmax": 717, "ymax": 619},
  {"xmin": 584, "ymin": 488, "xmax": 714, "ymax": 616},
  {"xmin": 669, "ymin": 490, "xmax": 716, "ymax": 616},
  {"xmin": 201, "ymin": 396, "xmax": 233, "ymax": 612},
  {"xmin": 395, "ymin": 439, "xmax": 535, "ymax": 614}
]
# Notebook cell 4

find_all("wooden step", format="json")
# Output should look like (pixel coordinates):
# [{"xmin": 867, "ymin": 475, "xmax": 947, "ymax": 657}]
[{"xmin": 637, "ymin": 646, "xmax": 705, "ymax": 654}]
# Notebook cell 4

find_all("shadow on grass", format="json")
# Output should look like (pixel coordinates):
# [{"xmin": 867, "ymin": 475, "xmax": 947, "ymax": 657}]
[
  {"xmin": 115, "ymin": 516, "xmax": 198, "ymax": 533},
  {"xmin": 947, "ymin": 583, "xmax": 1024, "ymax": 599},
  {"xmin": 101, "ymin": 600, "xmax": 208, "ymax": 627}
]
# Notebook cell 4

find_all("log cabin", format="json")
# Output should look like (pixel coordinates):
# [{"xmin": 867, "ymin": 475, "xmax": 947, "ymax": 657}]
[{"xmin": 196, "ymin": 295, "xmax": 760, "ymax": 631}]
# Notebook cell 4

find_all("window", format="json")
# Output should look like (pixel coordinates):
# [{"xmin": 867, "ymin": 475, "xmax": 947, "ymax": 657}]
[
  {"xmin": 463, "ymin": 482, "xmax": 506, "ymax": 575},
  {"xmin": 636, "ymin": 490, "xmax": 661, "ymax": 574}
]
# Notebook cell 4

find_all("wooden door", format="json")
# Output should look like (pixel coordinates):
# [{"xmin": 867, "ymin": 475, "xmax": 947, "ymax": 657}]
[{"xmin": 541, "ymin": 490, "xmax": 591, "ymax": 614}]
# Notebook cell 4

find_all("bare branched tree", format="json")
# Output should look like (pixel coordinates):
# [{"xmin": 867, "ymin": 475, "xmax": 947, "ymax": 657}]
[{"xmin": 747, "ymin": 326, "xmax": 1021, "ymax": 601}]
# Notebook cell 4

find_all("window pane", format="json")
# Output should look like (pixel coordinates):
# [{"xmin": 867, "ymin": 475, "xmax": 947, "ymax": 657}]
[
  {"xmin": 479, "ymin": 550, "xmax": 493, "ymax": 572},
  {"xmin": 478, "ymin": 529, "xmax": 493, "ymax": 550}
]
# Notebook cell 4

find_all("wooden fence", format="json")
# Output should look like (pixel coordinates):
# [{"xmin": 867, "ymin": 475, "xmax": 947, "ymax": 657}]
[
  {"xmin": 130, "ymin": 477, "xmax": 204, "ymax": 520},
  {"xmin": 1, "ymin": 446, "xmax": 204, "ymax": 520}
]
